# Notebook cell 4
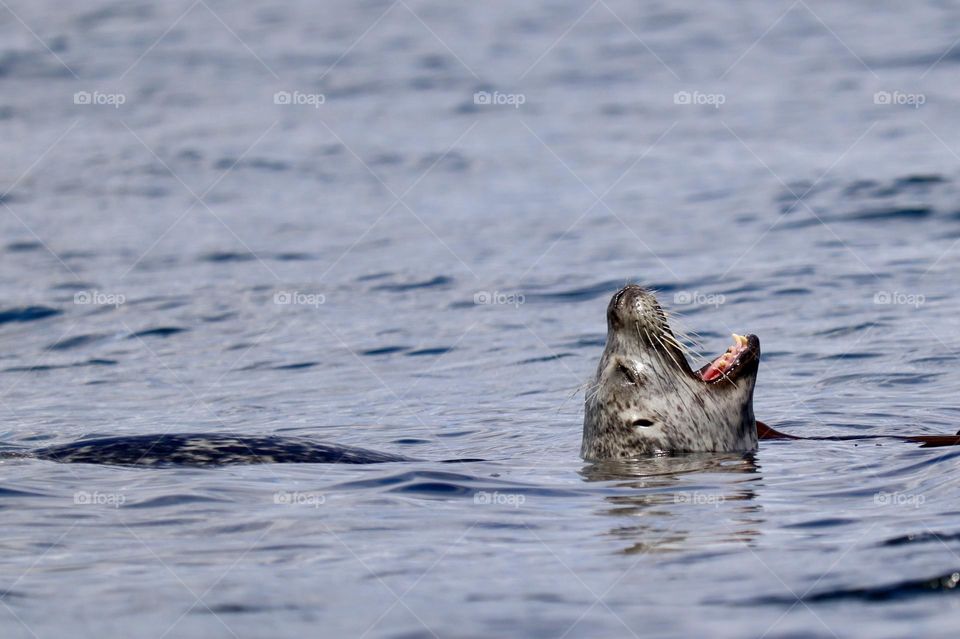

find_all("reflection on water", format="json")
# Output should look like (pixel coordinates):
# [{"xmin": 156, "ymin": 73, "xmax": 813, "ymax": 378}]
[{"xmin": 582, "ymin": 454, "xmax": 762, "ymax": 554}]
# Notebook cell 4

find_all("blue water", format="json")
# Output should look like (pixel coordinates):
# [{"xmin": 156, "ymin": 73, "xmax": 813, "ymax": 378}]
[{"xmin": 3, "ymin": 0, "xmax": 960, "ymax": 637}]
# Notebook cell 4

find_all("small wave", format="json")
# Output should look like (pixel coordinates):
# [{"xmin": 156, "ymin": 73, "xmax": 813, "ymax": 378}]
[
  {"xmin": 200, "ymin": 251, "xmax": 257, "ymax": 263},
  {"xmin": 127, "ymin": 327, "xmax": 187, "ymax": 339},
  {"xmin": 371, "ymin": 276, "xmax": 454, "ymax": 292},
  {"xmin": 748, "ymin": 570, "xmax": 960, "ymax": 604},
  {"xmin": 126, "ymin": 494, "xmax": 229, "ymax": 509},
  {"xmin": 214, "ymin": 157, "xmax": 291, "ymax": 173},
  {"xmin": 49, "ymin": 334, "xmax": 108, "ymax": 351},
  {"xmin": 878, "ymin": 531, "xmax": 960, "ymax": 547},
  {"xmin": 361, "ymin": 346, "xmax": 409, "ymax": 356},
  {"xmin": 5, "ymin": 240, "xmax": 42, "ymax": 252},
  {"xmin": 406, "ymin": 347, "xmax": 452, "ymax": 357},
  {"xmin": 518, "ymin": 353, "xmax": 574, "ymax": 364},
  {"xmin": 0, "ymin": 306, "xmax": 61, "ymax": 325},
  {"xmin": 272, "ymin": 362, "xmax": 317, "ymax": 370}
]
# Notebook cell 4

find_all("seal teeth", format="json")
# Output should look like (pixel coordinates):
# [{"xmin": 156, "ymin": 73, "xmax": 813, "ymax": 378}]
[{"xmin": 732, "ymin": 333, "xmax": 747, "ymax": 347}]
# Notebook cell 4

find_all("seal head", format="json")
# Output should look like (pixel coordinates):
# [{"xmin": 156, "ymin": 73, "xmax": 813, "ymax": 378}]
[{"xmin": 582, "ymin": 285, "xmax": 760, "ymax": 460}]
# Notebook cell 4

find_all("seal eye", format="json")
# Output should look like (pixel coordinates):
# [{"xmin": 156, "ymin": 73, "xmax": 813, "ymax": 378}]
[
  {"xmin": 632, "ymin": 419, "xmax": 654, "ymax": 428},
  {"xmin": 617, "ymin": 363, "xmax": 639, "ymax": 385}
]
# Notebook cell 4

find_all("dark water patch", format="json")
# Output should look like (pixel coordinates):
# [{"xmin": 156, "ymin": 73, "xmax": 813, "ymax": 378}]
[
  {"xmin": 334, "ymin": 470, "xmax": 479, "ymax": 491},
  {"xmin": 59, "ymin": 250, "xmax": 97, "ymax": 259},
  {"xmin": 518, "ymin": 353, "xmax": 574, "ymax": 364},
  {"xmin": 196, "ymin": 603, "xmax": 300, "ymax": 615},
  {"xmin": 780, "ymin": 207, "xmax": 932, "ymax": 228},
  {"xmin": 782, "ymin": 517, "xmax": 856, "ymax": 529},
  {"xmin": 357, "ymin": 272, "xmax": 393, "ymax": 281},
  {"xmin": 563, "ymin": 335, "xmax": 606, "ymax": 349},
  {"xmin": 76, "ymin": 4, "xmax": 153, "ymax": 28},
  {"xmin": 214, "ymin": 157, "xmax": 291, "ymax": 172},
  {"xmin": 82, "ymin": 359, "xmax": 117, "ymax": 366},
  {"xmin": 843, "ymin": 179, "xmax": 880, "ymax": 197},
  {"xmin": 392, "ymin": 438, "xmax": 431, "ymax": 445},
  {"xmin": 274, "ymin": 252, "xmax": 315, "ymax": 261},
  {"xmin": 49, "ymin": 281, "xmax": 100, "ymax": 291},
  {"xmin": 893, "ymin": 174, "xmax": 946, "ymax": 188},
  {"xmin": 370, "ymin": 152, "xmax": 404, "ymax": 166},
  {"xmin": 4, "ymin": 358, "xmax": 116, "ymax": 373},
  {"xmin": 406, "ymin": 347, "xmax": 452, "ymax": 357},
  {"xmin": 0, "ymin": 51, "xmax": 73, "ymax": 79},
  {"xmin": 0, "ymin": 306, "xmax": 61, "ymax": 325},
  {"xmin": 200, "ymin": 251, "xmax": 257, "ymax": 263},
  {"xmin": 0, "ymin": 486, "xmax": 47, "ymax": 498},
  {"xmin": 418, "ymin": 150, "xmax": 470, "ymax": 173},
  {"xmin": 849, "ymin": 206, "xmax": 933, "ymax": 222},
  {"xmin": 272, "ymin": 362, "xmax": 317, "ymax": 370},
  {"xmin": 819, "ymin": 352, "xmax": 882, "ymax": 361},
  {"xmin": 127, "ymin": 495, "xmax": 228, "ymax": 509},
  {"xmin": 238, "ymin": 362, "xmax": 271, "ymax": 371},
  {"xmin": 202, "ymin": 312, "xmax": 238, "ymax": 322},
  {"xmin": 5, "ymin": 240, "xmax": 43, "ymax": 252},
  {"xmin": 371, "ymin": 276, "xmax": 453, "ymax": 292},
  {"xmin": 819, "ymin": 372, "xmax": 940, "ymax": 386},
  {"xmin": 388, "ymin": 481, "xmax": 475, "ymax": 496},
  {"xmin": 124, "ymin": 295, "xmax": 189, "ymax": 308},
  {"xmin": 49, "ymin": 334, "xmax": 108, "ymax": 351},
  {"xmin": 879, "ymin": 531, "xmax": 960, "ymax": 547},
  {"xmin": 436, "ymin": 430, "xmax": 477, "ymax": 438},
  {"xmin": 814, "ymin": 322, "xmax": 876, "ymax": 338},
  {"xmin": 127, "ymin": 327, "xmax": 188, "ymax": 339},
  {"xmin": 523, "ymin": 279, "xmax": 634, "ymax": 303},
  {"xmin": 844, "ymin": 174, "xmax": 945, "ymax": 199},
  {"xmin": 361, "ymin": 346, "xmax": 409, "ymax": 356},
  {"xmin": 773, "ymin": 287, "xmax": 811, "ymax": 296},
  {"xmin": 748, "ymin": 571, "xmax": 960, "ymax": 605}
]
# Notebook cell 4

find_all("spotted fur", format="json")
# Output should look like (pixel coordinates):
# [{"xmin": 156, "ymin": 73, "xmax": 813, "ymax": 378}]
[
  {"xmin": 582, "ymin": 286, "xmax": 759, "ymax": 460},
  {"xmin": 30, "ymin": 434, "xmax": 410, "ymax": 467}
]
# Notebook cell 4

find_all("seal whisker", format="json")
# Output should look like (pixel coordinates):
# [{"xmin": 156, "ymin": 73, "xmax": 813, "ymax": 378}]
[{"xmin": 583, "ymin": 285, "xmax": 760, "ymax": 460}]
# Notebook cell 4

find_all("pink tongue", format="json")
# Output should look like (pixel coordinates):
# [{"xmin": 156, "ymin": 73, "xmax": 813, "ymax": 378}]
[{"xmin": 701, "ymin": 364, "xmax": 724, "ymax": 382}]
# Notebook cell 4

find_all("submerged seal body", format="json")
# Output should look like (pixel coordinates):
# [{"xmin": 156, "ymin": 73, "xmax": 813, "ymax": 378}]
[
  {"xmin": 582, "ymin": 285, "xmax": 761, "ymax": 460},
  {"xmin": 27, "ymin": 434, "xmax": 411, "ymax": 467}
]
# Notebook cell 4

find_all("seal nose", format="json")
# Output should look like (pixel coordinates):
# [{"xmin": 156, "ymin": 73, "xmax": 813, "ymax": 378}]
[{"xmin": 607, "ymin": 285, "xmax": 652, "ymax": 328}]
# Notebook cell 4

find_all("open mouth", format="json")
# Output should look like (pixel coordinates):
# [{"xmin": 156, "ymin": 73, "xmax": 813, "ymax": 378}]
[{"xmin": 696, "ymin": 333, "xmax": 760, "ymax": 383}]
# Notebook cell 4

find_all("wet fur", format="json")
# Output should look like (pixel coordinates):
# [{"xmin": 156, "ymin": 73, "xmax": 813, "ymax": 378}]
[
  {"xmin": 582, "ymin": 286, "xmax": 759, "ymax": 460},
  {"xmin": 28, "ymin": 434, "xmax": 410, "ymax": 467}
]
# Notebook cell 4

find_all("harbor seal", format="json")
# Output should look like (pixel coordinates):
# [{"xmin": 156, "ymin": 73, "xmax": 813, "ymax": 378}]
[
  {"xmin": 582, "ymin": 285, "xmax": 760, "ymax": 460},
  {"xmin": 582, "ymin": 285, "xmax": 960, "ymax": 459},
  {"xmin": 27, "ymin": 433, "xmax": 411, "ymax": 466}
]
